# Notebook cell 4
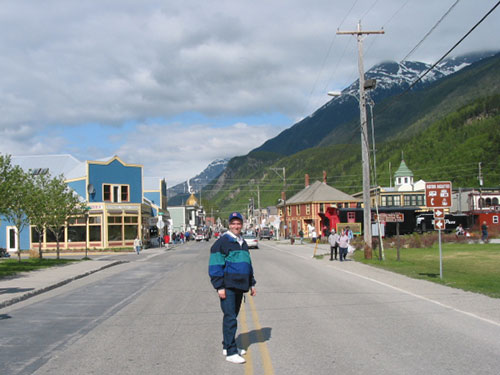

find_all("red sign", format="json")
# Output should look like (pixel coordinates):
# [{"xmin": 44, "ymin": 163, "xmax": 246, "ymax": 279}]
[
  {"xmin": 426, "ymin": 181, "xmax": 452, "ymax": 208},
  {"xmin": 377, "ymin": 213, "xmax": 404, "ymax": 223},
  {"xmin": 434, "ymin": 219, "xmax": 445, "ymax": 230},
  {"xmin": 433, "ymin": 208, "xmax": 445, "ymax": 219}
]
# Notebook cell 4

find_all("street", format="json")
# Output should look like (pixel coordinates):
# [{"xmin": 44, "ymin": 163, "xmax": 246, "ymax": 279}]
[{"xmin": 1, "ymin": 240, "xmax": 500, "ymax": 374}]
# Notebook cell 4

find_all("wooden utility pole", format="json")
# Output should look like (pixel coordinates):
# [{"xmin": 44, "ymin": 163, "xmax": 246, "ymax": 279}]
[
  {"xmin": 337, "ymin": 22, "xmax": 384, "ymax": 259},
  {"xmin": 271, "ymin": 167, "xmax": 287, "ymax": 239}
]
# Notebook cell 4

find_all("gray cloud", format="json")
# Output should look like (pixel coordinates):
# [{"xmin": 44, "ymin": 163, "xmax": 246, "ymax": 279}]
[{"xmin": 0, "ymin": 0, "xmax": 498, "ymax": 181}]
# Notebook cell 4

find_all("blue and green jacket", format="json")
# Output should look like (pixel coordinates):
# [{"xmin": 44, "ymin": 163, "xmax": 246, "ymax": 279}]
[{"xmin": 209, "ymin": 233, "xmax": 256, "ymax": 292}]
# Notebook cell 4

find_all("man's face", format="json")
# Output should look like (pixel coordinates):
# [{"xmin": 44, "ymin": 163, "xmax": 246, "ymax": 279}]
[{"xmin": 229, "ymin": 219, "xmax": 243, "ymax": 236}]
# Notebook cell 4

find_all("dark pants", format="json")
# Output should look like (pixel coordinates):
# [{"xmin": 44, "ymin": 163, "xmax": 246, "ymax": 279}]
[
  {"xmin": 330, "ymin": 245, "xmax": 338, "ymax": 260},
  {"xmin": 220, "ymin": 288, "xmax": 243, "ymax": 356},
  {"xmin": 339, "ymin": 247, "xmax": 347, "ymax": 261}
]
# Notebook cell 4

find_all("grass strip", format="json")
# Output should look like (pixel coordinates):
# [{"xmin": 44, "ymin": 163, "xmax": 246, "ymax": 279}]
[
  {"xmin": 0, "ymin": 258, "xmax": 80, "ymax": 279},
  {"xmin": 353, "ymin": 243, "xmax": 500, "ymax": 298}
]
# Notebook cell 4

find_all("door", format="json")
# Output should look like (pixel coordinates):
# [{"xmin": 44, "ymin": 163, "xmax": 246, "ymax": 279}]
[{"xmin": 7, "ymin": 226, "xmax": 18, "ymax": 252}]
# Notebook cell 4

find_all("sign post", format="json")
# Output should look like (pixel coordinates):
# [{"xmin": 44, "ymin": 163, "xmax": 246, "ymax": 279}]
[
  {"xmin": 426, "ymin": 182, "xmax": 452, "ymax": 279},
  {"xmin": 376, "ymin": 213, "xmax": 404, "ymax": 261}
]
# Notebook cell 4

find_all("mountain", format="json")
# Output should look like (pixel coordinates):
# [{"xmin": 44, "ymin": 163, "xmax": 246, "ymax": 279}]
[
  {"xmin": 167, "ymin": 158, "xmax": 229, "ymax": 205},
  {"xmin": 253, "ymin": 51, "xmax": 498, "ymax": 156},
  {"xmin": 203, "ymin": 52, "xmax": 500, "ymax": 215}
]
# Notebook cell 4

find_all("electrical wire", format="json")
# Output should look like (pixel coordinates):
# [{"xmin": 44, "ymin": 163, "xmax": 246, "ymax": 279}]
[{"xmin": 401, "ymin": 0, "xmax": 461, "ymax": 62}]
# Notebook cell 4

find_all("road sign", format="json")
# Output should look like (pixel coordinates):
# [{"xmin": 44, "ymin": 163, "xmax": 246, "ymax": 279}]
[
  {"xmin": 433, "ymin": 209, "xmax": 445, "ymax": 219},
  {"xmin": 426, "ymin": 181, "xmax": 452, "ymax": 208},
  {"xmin": 156, "ymin": 216, "xmax": 165, "ymax": 229},
  {"xmin": 434, "ymin": 219, "xmax": 445, "ymax": 230},
  {"xmin": 376, "ymin": 212, "xmax": 404, "ymax": 223}
]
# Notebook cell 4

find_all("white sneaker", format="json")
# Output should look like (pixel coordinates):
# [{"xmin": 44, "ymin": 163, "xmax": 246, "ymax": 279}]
[
  {"xmin": 226, "ymin": 354, "xmax": 246, "ymax": 364},
  {"xmin": 223, "ymin": 348, "xmax": 246, "ymax": 356}
]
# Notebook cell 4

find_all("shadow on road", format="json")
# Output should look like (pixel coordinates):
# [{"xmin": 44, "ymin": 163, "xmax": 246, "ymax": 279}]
[{"xmin": 238, "ymin": 327, "xmax": 272, "ymax": 350}]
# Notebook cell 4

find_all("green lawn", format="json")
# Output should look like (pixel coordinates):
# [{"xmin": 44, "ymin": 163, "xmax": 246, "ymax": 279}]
[
  {"xmin": 354, "ymin": 243, "xmax": 500, "ymax": 298},
  {"xmin": 0, "ymin": 258, "xmax": 79, "ymax": 279}
]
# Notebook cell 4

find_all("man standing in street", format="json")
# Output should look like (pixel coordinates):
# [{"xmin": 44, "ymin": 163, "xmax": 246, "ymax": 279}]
[{"xmin": 209, "ymin": 212, "xmax": 256, "ymax": 364}]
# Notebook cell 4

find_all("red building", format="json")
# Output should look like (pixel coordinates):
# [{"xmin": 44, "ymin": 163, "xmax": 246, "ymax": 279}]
[{"xmin": 278, "ymin": 173, "xmax": 360, "ymax": 238}]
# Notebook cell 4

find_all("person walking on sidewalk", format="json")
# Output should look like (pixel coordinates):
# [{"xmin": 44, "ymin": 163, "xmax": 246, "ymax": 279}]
[
  {"xmin": 209, "ymin": 212, "xmax": 257, "ymax": 364},
  {"xmin": 328, "ymin": 229, "xmax": 339, "ymax": 261},
  {"xmin": 133, "ymin": 237, "xmax": 142, "ymax": 255}
]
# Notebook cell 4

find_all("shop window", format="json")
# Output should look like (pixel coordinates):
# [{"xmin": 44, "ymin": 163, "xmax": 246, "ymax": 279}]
[
  {"xmin": 90, "ymin": 226, "xmax": 101, "ymax": 241},
  {"xmin": 68, "ymin": 226, "xmax": 86, "ymax": 242},
  {"xmin": 31, "ymin": 227, "xmax": 42, "ymax": 243},
  {"xmin": 103, "ymin": 184, "xmax": 130, "ymax": 202},
  {"xmin": 46, "ymin": 227, "xmax": 65, "ymax": 242}
]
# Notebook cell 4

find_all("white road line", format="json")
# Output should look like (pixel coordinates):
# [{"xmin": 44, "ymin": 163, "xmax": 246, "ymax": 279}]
[{"xmin": 263, "ymin": 242, "xmax": 500, "ymax": 328}]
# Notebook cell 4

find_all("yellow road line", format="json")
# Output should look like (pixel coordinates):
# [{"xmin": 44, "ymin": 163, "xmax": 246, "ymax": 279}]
[
  {"xmin": 248, "ymin": 295, "xmax": 275, "ymax": 375},
  {"xmin": 240, "ymin": 302, "xmax": 253, "ymax": 375}
]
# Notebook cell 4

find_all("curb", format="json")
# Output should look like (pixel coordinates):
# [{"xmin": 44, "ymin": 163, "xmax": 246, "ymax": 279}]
[{"xmin": 0, "ymin": 260, "xmax": 126, "ymax": 310}]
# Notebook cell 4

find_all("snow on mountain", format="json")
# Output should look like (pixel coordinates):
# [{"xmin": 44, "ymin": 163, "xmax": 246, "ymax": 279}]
[
  {"xmin": 328, "ymin": 51, "xmax": 497, "ymax": 106},
  {"xmin": 168, "ymin": 158, "xmax": 230, "ymax": 197}
]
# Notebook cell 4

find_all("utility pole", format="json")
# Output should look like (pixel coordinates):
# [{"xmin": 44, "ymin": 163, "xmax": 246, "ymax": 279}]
[
  {"xmin": 257, "ymin": 184, "xmax": 261, "ymax": 228},
  {"xmin": 271, "ymin": 167, "xmax": 287, "ymax": 239},
  {"xmin": 337, "ymin": 21, "xmax": 384, "ymax": 259}
]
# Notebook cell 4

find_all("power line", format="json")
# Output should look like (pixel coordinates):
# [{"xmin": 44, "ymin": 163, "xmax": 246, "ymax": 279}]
[
  {"xmin": 401, "ymin": 0, "xmax": 461, "ymax": 62},
  {"xmin": 380, "ymin": 0, "xmax": 500, "ymax": 115}
]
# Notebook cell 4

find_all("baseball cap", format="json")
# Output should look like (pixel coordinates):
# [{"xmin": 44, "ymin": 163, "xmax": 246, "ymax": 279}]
[{"xmin": 228, "ymin": 212, "xmax": 244, "ymax": 222}]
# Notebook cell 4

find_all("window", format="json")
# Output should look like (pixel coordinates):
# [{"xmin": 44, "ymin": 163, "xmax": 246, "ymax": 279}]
[
  {"xmin": 103, "ymin": 184, "xmax": 130, "ymax": 202},
  {"xmin": 493, "ymin": 198, "xmax": 499, "ymax": 206},
  {"xmin": 306, "ymin": 204, "xmax": 311, "ymax": 215},
  {"xmin": 382, "ymin": 195, "xmax": 400, "ymax": 207},
  {"xmin": 493, "ymin": 216, "xmax": 499, "ymax": 224},
  {"xmin": 319, "ymin": 203, "xmax": 325, "ymax": 213},
  {"xmin": 287, "ymin": 206, "xmax": 291, "ymax": 216},
  {"xmin": 486, "ymin": 198, "xmax": 492, "ymax": 206},
  {"xmin": 107, "ymin": 215, "xmax": 138, "ymax": 242},
  {"xmin": 404, "ymin": 177, "xmax": 408, "ymax": 183},
  {"xmin": 404, "ymin": 195, "xmax": 424, "ymax": 206},
  {"xmin": 296, "ymin": 205, "xmax": 300, "ymax": 215}
]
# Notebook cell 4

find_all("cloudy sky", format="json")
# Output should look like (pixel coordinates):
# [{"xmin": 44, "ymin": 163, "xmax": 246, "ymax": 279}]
[{"xmin": 0, "ymin": 0, "xmax": 498, "ymax": 185}]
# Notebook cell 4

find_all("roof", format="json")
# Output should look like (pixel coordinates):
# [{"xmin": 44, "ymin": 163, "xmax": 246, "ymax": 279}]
[
  {"xmin": 394, "ymin": 160, "xmax": 414, "ymax": 178},
  {"xmin": 286, "ymin": 181, "xmax": 360, "ymax": 204},
  {"xmin": 11, "ymin": 154, "xmax": 85, "ymax": 179},
  {"xmin": 186, "ymin": 193, "xmax": 199, "ymax": 206},
  {"xmin": 144, "ymin": 177, "xmax": 164, "ymax": 191}
]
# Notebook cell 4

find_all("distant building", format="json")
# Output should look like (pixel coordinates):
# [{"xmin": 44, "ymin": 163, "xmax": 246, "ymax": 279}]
[
  {"xmin": 168, "ymin": 192, "xmax": 205, "ymax": 233},
  {"xmin": 354, "ymin": 160, "xmax": 427, "ymax": 210},
  {"xmin": 278, "ymin": 172, "xmax": 360, "ymax": 238},
  {"xmin": 0, "ymin": 154, "xmax": 169, "ymax": 252}
]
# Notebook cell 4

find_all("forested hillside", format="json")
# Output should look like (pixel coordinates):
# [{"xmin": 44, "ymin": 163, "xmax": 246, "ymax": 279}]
[{"xmin": 203, "ymin": 54, "xmax": 500, "ymax": 216}]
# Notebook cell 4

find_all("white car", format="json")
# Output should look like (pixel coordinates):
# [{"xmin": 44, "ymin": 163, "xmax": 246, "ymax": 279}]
[{"xmin": 243, "ymin": 234, "xmax": 259, "ymax": 249}]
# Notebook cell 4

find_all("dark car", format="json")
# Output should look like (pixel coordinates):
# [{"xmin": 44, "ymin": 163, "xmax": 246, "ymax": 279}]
[{"xmin": 259, "ymin": 228, "xmax": 272, "ymax": 240}]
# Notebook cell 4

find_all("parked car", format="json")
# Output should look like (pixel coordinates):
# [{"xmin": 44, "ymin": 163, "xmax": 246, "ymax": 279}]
[
  {"xmin": 243, "ymin": 234, "xmax": 259, "ymax": 249},
  {"xmin": 259, "ymin": 227, "xmax": 272, "ymax": 240}
]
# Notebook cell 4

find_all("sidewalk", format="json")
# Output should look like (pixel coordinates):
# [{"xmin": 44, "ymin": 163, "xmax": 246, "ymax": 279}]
[{"xmin": 0, "ymin": 259, "xmax": 125, "ymax": 309}]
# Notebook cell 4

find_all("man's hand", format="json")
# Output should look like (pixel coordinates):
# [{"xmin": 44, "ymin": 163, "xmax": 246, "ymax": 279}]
[
  {"xmin": 250, "ymin": 286, "xmax": 256, "ymax": 297},
  {"xmin": 218, "ymin": 289, "xmax": 226, "ymax": 299}
]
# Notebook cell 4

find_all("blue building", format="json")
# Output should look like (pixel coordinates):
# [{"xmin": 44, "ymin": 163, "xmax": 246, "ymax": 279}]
[{"xmin": 1, "ymin": 154, "xmax": 169, "ymax": 253}]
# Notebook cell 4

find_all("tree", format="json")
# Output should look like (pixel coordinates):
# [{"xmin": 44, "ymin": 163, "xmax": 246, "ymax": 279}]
[
  {"xmin": 0, "ymin": 156, "xmax": 34, "ymax": 261},
  {"xmin": 45, "ymin": 175, "xmax": 86, "ymax": 259},
  {"xmin": 25, "ymin": 173, "xmax": 52, "ymax": 259}
]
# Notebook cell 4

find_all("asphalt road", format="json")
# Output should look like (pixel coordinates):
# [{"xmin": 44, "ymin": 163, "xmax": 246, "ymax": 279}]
[{"xmin": 1, "ymin": 240, "xmax": 499, "ymax": 374}]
